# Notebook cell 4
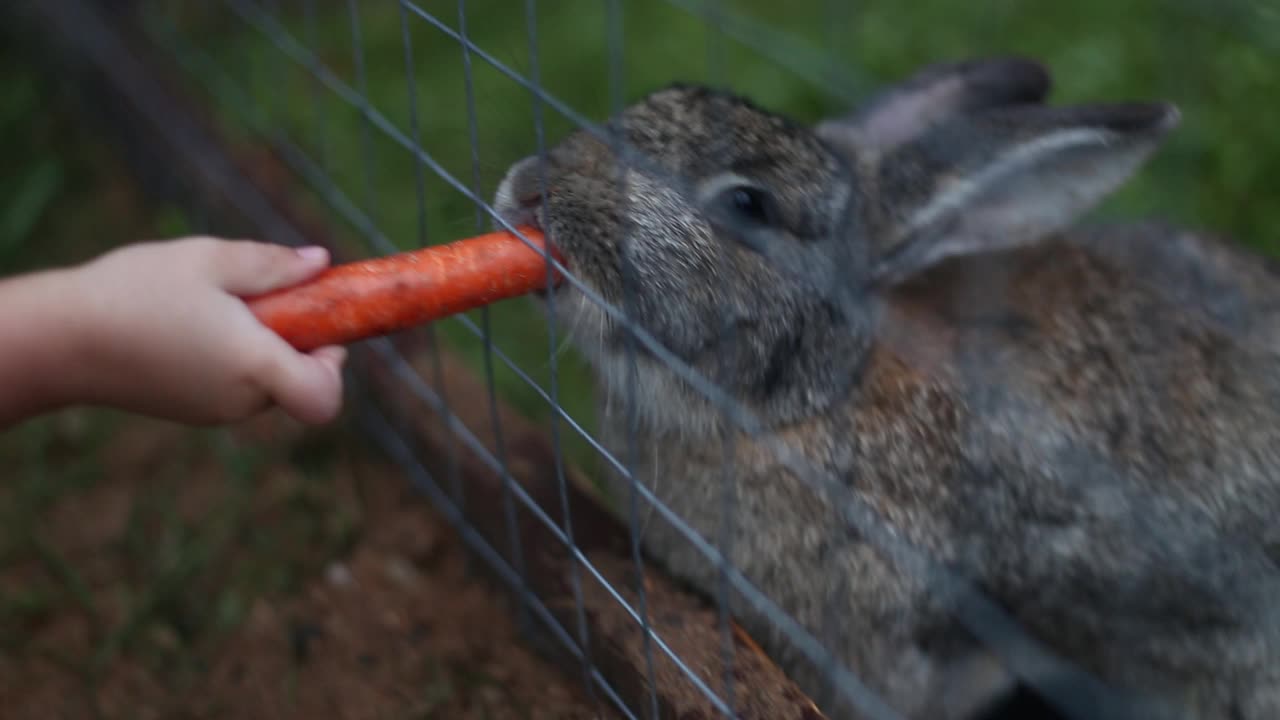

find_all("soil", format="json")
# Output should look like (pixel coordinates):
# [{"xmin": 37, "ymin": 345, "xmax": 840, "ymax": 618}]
[{"xmin": 0, "ymin": 410, "xmax": 604, "ymax": 720}]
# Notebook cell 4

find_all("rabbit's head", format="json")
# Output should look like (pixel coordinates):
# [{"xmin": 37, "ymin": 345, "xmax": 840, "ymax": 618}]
[{"xmin": 494, "ymin": 57, "xmax": 1180, "ymax": 436}]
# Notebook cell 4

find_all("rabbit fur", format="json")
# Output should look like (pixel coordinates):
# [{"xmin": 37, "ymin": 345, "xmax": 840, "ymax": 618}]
[{"xmin": 494, "ymin": 56, "xmax": 1280, "ymax": 720}]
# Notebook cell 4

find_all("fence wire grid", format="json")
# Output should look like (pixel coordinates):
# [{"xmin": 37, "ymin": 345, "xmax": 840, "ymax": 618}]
[{"xmin": 55, "ymin": 0, "xmax": 1280, "ymax": 718}]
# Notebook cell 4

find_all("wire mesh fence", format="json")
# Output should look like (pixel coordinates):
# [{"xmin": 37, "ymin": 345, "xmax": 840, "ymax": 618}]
[{"xmin": 34, "ymin": 0, "xmax": 1280, "ymax": 717}]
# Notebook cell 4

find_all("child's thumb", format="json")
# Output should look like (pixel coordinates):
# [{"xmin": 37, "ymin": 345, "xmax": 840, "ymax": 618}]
[{"xmin": 216, "ymin": 241, "xmax": 331, "ymax": 297}]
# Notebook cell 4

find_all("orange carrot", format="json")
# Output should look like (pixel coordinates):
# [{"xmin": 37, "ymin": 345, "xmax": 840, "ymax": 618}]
[{"xmin": 246, "ymin": 226, "xmax": 561, "ymax": 351}]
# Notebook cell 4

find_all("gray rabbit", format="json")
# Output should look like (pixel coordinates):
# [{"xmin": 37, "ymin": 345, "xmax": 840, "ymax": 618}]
[{"xmin": 494, "ymin": 57, "xmax": 1280, "ymax": 720}]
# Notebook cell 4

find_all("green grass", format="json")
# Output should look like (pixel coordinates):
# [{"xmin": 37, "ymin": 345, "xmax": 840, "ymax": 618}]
[{"xmin": 135, "ymin": 0, "xmax": 1280, "ymax": 478}]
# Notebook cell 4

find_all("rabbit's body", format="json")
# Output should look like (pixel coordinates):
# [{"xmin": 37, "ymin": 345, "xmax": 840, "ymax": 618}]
[
  {"xmin": 494, "ymin": 58, "xmax": 1280, "ymax": 719},
  {"xmin": 598, "ymin": 225, "xmax": 1280, "ymax": 719}
]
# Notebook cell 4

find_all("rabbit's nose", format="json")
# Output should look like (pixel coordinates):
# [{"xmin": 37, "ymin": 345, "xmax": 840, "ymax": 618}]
[
  {"xmin": 511, "ymin": 157, "xmax": 560, "ymax": 200},
  {"xmin": 495, "ymin": 156, "xmax": 549, "ymax": 215}
]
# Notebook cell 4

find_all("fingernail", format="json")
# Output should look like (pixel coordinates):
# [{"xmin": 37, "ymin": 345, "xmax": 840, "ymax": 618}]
[
  {"xmin": 317, "ymin": 346, "xmax": 348, "ymax": 368},
  {"xmin": 296, "ymin": 245, "xmax": 329, "ymax": 263}
]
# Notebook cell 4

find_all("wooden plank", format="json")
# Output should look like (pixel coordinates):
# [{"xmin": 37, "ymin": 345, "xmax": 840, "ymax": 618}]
[{"xmin": 13, "ymin": 2, "xmax": 830, "ymax": 717}]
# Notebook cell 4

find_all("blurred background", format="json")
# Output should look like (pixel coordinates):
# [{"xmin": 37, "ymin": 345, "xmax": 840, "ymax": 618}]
[{"xmin": 2, "ymin": 1, "xmax": 1277, "ymax": 717}]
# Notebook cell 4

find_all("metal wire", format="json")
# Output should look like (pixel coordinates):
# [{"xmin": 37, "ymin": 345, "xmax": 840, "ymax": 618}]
[
  {"xmin": 154, "ymin": 3, "xmax": 1123, "ymax": 718},
  {"xmin": 356, "ymin": 392, "xmax": 642, "ymax": 720},
  {"xmin": 32, "ymin": 6, "xmax": 641, "ymax": 715},
  {"xmin": 133, "ymin": 2, "xmax": 1280, "ymax": 719},
  {"xmin": 452, "ymin": 0, "xmax": 531, "ymax": 640},
  {"xmin": 345, "ymin": 0, "xmax": 378, "ymax": 224},
  {"xmin": 520, "ymin": 0, "xmax": 601, "ymax": 708},
  {"xmin": 301, "ymin": 0, "xmax": 328, "ymax": 170},
  {"xmin": 660, "ymin": 0, "xmax": 866, "ymax": 103},
  {"xmin": 394, "ymin": 0, "xmax": 467, "ymax": 590},
  {"xmin": 147, "ymin": 21, "xmax": 754, "ymax": 715},
  {"xmin": 601, "ymin": 1, "xmax": 663, "ymax": 717},
  {"xmin": 701, "ymin": 6, "xmax": 741, "ymax": 714},
  {"xmin": 162, "ymin": 45, "xmax": 711, "ymax": 720}
]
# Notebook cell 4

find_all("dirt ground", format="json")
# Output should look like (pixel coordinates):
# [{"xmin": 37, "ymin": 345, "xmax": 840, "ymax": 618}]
[{"xmin": 0, "ymin": 409, "xmax": 603, "ymax": 720}]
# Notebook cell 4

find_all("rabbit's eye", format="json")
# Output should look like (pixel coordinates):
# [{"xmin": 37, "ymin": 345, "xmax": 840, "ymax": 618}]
[
  {"xmin": 700, "ymin": 177, "xmax": 780, "ymax": 249},
  {"xmin": 726, "ymin": 186, "xmax": 774, "ymax": 226}
]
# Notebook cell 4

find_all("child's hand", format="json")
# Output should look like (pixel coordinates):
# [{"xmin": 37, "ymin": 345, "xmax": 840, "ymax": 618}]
[
  {"xmin": 72, "ymin": 237, "xmax": 349, "ymax": 425},
  {"xmin": 0, "ymin": 237, "xmax": 348, "ymax": 428}
]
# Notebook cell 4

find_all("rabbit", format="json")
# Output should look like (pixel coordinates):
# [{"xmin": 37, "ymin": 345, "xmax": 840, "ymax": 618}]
[{"xmin": 493, "ymin": 56, "xmax": 1280, "ymax": 720}]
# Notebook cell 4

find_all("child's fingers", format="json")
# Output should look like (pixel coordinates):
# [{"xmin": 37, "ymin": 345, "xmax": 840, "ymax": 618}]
[
  {"xmin": 260, "ymin": 344, "xmax": 348, "ymax": 424},
  {"xmin": 212, "ymin": 240, "xmax": 331, "ymax": 296},
  {"xmin": 311, "ymin": 346, "xmax": 349, "ymax": 377}
]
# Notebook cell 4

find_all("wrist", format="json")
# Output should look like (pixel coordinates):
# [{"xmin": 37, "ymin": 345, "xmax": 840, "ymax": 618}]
[
  {"xmin": 0, "ymin": 265, "xmax": 101, "ymax": 426},
  {"xmin": 49, "ymin": 264, "xmax": 111, "ymax": 408}
]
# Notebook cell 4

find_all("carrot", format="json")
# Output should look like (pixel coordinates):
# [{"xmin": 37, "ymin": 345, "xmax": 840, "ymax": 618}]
[{"xmin": 246, "ymin": 226, "xmax": 561, "ymax": 352}]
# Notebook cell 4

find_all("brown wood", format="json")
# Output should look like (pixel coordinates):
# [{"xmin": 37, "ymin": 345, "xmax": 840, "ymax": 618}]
[{"xmin": 13, "ymin": 2, "xmax": 830, "ymax": 717}]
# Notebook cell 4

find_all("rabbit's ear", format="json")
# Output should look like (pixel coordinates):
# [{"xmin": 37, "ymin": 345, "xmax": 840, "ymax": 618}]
[
  {"xmin": 870, "ymin": 102, "xmax": 1181, "ymax": 286},
  {"xmin": 816, "ymin": 56, "xmax": 1051, "ymax": 156}
]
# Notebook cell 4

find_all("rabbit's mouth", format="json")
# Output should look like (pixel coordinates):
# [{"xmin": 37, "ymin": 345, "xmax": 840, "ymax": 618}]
[
  {"xmin": 494, "ymin": 155, "xmax": 572, "ymax": 298},
  {"xmin": 513, "ymin": 200, "xmax": 562, "ymax": 299},
  {"xmin": 502, "ymin": 192, "xmax": 569, "ymax": 300}
]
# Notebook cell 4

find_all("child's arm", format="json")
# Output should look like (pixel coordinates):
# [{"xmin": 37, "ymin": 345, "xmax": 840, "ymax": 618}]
[{"xmin": 0, "ymin": 237, "xmax": 348, "ymax": 429}]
